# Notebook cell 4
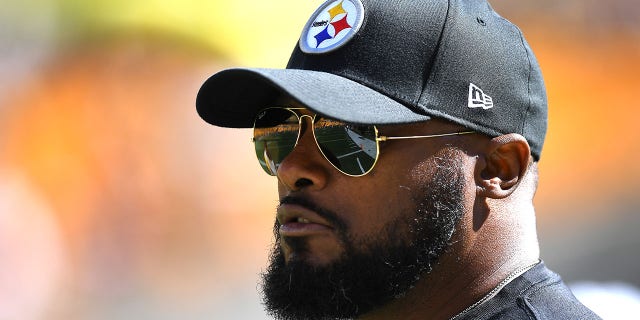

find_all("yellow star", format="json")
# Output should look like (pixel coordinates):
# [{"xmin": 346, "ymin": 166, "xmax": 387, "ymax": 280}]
[{"xmin": 327, "ymin": 1, "xmax": 347, "ymax": 21}]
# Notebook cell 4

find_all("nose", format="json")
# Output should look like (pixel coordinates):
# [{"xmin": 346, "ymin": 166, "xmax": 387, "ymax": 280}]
[{"xmin": 276, "ymin": 116, "xmax": 330, "ymax": 192}]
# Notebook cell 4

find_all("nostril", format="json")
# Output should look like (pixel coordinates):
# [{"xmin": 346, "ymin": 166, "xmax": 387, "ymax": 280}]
[{"xmin": 294, "ymin": 178, "xmax": 313, "ymax": 188}]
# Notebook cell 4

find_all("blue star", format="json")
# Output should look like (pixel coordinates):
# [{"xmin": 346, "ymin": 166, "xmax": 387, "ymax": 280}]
[{"xmin": 314, "ymin": 26, "xmax": 333, "ymax": 48}]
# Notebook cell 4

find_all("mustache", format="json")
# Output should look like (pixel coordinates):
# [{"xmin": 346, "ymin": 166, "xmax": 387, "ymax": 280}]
[{"xmin": 278, "ymin": 196, "xmax": 348, "ymax": 233}]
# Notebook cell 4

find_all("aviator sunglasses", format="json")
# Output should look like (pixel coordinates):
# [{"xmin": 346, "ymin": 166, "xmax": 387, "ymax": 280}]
[{"xmin": 253, "ymin": 107, "xmax": 474, "ymax": 177}]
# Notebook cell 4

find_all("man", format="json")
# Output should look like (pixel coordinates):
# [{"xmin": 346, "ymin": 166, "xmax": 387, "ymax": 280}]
[{"xmin": 196, "ymin": 0, "xmax": 600, "ymax": 319}]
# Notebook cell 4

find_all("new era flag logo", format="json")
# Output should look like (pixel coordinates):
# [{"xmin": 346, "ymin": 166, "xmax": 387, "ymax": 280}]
[{"xmin": 468, "ymin": 83, "xmax": 494, "ymax": 110}]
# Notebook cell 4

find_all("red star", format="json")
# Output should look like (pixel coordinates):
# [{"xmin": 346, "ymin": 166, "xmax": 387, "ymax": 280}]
[{"xmin": 331, "ymin": 15, "xmax": 352, "ymax": 37}]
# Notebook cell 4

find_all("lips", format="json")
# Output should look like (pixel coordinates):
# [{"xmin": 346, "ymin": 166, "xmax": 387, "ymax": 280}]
[{"xmin": 277, "ymin": 203, "xmax": 334, "ymax": 236}]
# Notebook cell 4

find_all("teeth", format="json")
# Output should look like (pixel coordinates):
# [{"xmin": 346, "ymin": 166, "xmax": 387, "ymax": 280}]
[{"xmin": 297, "ymin": 217, "xmax": 311, "ymax": 223}]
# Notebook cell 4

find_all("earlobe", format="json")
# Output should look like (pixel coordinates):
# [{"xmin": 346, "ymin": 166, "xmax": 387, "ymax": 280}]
[{"xmin": 475, "ymin": 134, "xmax": 531, "ymax": 199}]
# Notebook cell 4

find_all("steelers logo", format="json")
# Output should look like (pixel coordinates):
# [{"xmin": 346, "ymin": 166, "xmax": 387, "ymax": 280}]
[{"xmin": 299, "ymin": 0, "xmax": 364, "ymax": 54}]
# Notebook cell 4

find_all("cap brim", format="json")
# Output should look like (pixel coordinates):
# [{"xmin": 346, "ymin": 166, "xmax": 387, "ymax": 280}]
[{"xmin": 196, "ymin": 68, "xmax": 430, "ymax": 128}]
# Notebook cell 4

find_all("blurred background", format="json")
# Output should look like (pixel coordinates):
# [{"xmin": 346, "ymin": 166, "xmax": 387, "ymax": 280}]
[{"xmin": 1, "ymin": 0, "xmax": 639, "ymax": 319}]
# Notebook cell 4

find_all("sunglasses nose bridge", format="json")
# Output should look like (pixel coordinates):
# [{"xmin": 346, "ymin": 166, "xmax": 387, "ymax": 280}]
[
  {"xmin": 296, "ymin": 114, "xmax": 315, "ymax": 139},
  {"xmin": 298, "ymin": 114, "xmax": 314, "ymax": 124}
]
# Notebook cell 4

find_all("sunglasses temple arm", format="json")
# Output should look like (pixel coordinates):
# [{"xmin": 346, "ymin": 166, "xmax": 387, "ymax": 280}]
[{"xmin": 377, "ymin": 131, "xmax": 475, "ymax": 142}]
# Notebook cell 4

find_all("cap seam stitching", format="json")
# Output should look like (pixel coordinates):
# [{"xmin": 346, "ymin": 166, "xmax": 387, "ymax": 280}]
[
  {"xmin": 514, "ymin": 26, "xmax": 533, "ymax": 137},
  {"xmin": 415, "ymin": 0, "xmax": 451, "ymax": 110}
]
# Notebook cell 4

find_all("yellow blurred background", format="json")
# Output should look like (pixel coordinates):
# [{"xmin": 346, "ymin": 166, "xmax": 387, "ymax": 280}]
[{"xmin": 1, "ymin": 0, "xmax": 639, "ymax": 319}]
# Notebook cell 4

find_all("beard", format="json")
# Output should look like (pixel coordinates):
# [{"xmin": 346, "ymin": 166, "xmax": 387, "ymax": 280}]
[{"xmin": 260, "ymin": 155, "xmax": 466, "ymax": 320}]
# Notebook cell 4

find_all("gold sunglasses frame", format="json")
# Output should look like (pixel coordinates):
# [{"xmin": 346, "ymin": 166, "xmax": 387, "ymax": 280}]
[{"xmin": 253, "ymin": 107, "xmax": 474, "ymax": 177}]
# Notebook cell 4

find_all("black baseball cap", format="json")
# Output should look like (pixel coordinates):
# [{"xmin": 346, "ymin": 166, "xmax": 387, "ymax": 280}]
[{"xmin": 196, "ymin": 0, "xmax": 548, "ymax": 160}]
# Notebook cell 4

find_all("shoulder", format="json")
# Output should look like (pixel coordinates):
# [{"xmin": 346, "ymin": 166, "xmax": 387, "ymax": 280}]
[{"xmin": 459, "ymin": 262, "xmax": 602, "ymax": 320}]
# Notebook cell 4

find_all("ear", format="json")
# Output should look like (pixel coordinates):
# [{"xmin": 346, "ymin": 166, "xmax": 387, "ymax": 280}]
[{"xmin": 475, "ymin": 134, "xmax": 531, "ymax": 199}]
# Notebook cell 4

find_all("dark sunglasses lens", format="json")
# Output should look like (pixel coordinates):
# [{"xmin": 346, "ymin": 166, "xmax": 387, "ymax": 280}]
[
  {"xmin": 313, "ymin": 118, "xmax": 378, "ymax": 176},
  {"xmin": 253, "ymin": 109, "xmax": 299, "ymax": 175}
]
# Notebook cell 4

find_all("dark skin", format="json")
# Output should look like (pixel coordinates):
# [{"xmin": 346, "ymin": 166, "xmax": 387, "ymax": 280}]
[{"xmin": 274, "ymin": 100, "xmax": 540, "ymax": 319}]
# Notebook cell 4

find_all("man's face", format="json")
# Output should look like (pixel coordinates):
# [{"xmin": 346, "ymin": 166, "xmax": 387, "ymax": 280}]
[{"xmin": 260, "ymin": 114, "xmax": 473, "ymax": 319}]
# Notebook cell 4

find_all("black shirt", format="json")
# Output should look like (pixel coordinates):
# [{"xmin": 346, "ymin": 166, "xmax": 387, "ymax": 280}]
[{"xmin": 456, "ymin": 261, "xmax": 601, "ymax": 319}]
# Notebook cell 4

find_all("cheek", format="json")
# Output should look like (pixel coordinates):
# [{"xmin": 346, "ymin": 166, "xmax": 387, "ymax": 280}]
[
  {"xmin": 407, "ymin": 154, "xmax": 441, "ymax": 186},
  {"xmin": 336, "ymin": 175, "xmax": 417, "ymax": 239}
]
